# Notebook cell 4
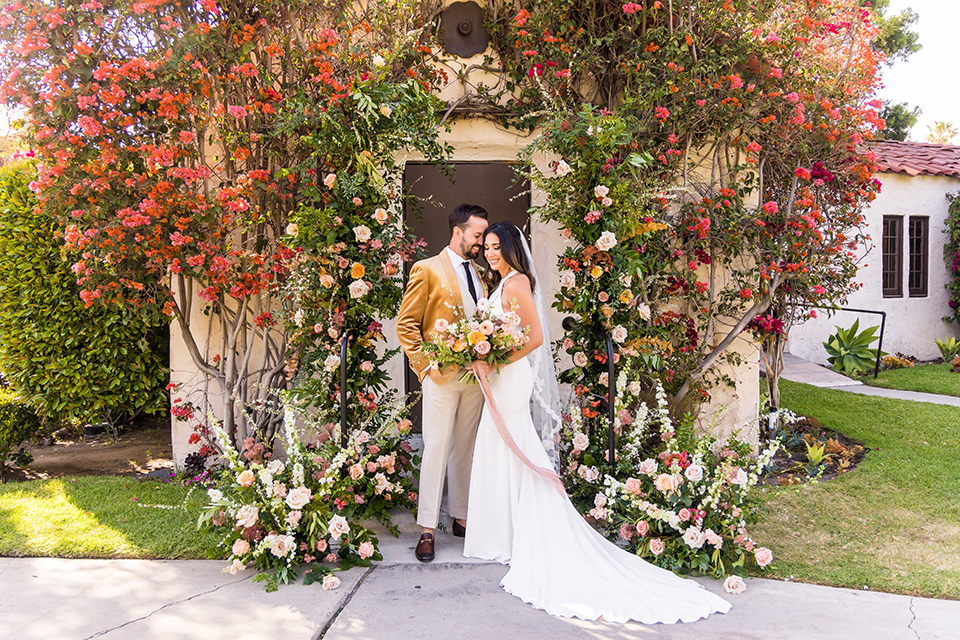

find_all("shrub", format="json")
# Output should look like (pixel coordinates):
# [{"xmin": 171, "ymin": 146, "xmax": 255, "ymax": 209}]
[
  {"xmin": 0, "ymin": 162, "xmax": 168, "ymax": 427},
  {"xmin": 881, "ymin": 355, "xmax": 915, "ymax": 370},
  {"xmin": 823, "ymin": 320, "xmax": 885, "ymax": 375},
  {"xmin": 0, "ymin": 387, "xmax": 40, "ymax": 467},
  {"xmin": 935, "ymin": 337, "xmax": 960, "ymax": 360}
]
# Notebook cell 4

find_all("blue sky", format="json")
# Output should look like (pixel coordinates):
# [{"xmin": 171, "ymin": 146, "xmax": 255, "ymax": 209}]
[{"xmin": 877, "ymin": 0, "xmax": 960, "ymax": 141}]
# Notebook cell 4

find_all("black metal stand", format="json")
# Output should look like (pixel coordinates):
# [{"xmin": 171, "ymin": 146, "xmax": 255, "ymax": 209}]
[
  {"xmin": 801, "ymin": 305, "xmax": 887, "ymax": 378},
  {"xmin": 563, "ymin": 316, "xmax": 617, "ymax": 468},
  {"xmin": 340, "ymin": 330, "xmax": 354, "ymax": 450}
]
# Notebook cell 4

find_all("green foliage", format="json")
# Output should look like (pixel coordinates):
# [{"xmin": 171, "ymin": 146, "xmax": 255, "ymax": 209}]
[
  {"xmin": 936, "ymin": 337, "xmax": 960, "ymax": 360},
  {"xmin": 0, "ymin": 162, "xmax": 168, "ymax": 426},
  {"xmin": 823, "ymin": 319, "xmax": 885, "ymax": 375},
  {"xmin": 867, "ymin": 0, "xmax": 922, "ymax": 65},
  {"xmin": 877, "ymin": 101, "xmax": 921, "ymax": 141},
  {"xmin": 944, "ymin": 191, "xmax": 960, "ymax": 323},
  {"xmin": 0, "ymin": 387, "xmax": 39, "ymax": 467}
]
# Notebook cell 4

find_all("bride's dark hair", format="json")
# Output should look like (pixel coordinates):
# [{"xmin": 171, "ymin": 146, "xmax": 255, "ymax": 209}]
[{"xmin": 483, "ymin": 222, "xmax": 536, "ymax": 293}]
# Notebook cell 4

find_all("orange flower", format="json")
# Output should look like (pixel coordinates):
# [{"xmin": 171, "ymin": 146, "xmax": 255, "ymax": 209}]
[
  {"xmin": 467, "ymin": 330, "xmax": 485, "ymax": 345},
  {"xmin": 452, "ymin": 339, "xmax": 467, "ymax": 352},
  {"xmin": 351, "ymin": 263, "xmax": 365, "ymax": 279}
]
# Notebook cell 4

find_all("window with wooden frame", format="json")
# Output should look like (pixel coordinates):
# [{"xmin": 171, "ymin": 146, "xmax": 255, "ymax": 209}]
[
  {"xmin": 882, "ymin": 215, "xmax": 903, "ymax": 298},
  {"xmin": 908, "ymin": 216, "xmax": 929, "ymax": 297}
]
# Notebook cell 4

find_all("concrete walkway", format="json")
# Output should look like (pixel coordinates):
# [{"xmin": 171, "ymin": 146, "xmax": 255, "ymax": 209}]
[
  {"xmin": 780, "ymin": 353, "xmax": 960, "ymax": 406},
  {"xmin": 3, "ymin": 511, "xmax": 960, "ymax": 640}
]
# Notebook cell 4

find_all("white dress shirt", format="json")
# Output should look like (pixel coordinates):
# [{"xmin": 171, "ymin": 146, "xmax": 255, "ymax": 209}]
[{"xmin": 445, "ymin": 246, "xmax": 483, "ymax": 308}]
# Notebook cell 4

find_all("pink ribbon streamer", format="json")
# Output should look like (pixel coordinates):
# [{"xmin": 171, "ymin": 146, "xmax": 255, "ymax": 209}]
[{"xmin": 474, "ymin": 370, "xmax": 567, "ymax": 497}]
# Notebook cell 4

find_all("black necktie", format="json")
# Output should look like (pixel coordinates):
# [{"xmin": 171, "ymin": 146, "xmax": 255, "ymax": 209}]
[{"xmin": 462, "ymin": 261, "xmax": 478, "ymax": 304}]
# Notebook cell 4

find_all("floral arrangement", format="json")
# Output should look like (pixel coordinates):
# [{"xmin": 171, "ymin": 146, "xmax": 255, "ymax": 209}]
[
  {"xmin": 421, "ymin": 298, "xmax": 528, "ymax": 383},
  {"xmin": 559, "ymin": 380, "xmax": 778, "ymax": 586},
  {"xmin": 198, "ymin": 401, "xmax": 419, "ymax": 591}
]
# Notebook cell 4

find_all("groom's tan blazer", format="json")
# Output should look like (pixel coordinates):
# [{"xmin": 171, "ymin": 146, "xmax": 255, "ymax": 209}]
[{"xmin": 396, "ymin": 250, "xmax": 487, "ymax": 384}]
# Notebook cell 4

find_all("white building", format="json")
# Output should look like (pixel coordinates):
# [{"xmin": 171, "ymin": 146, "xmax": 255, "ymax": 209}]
[{"xmin": 788, "ymin": 140, "xmax": 960, "ymax": 364}]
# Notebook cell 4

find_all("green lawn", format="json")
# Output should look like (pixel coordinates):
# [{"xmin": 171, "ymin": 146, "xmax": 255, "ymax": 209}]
[
  {"xmin": 0, "ymin": 476, "xmax": 222, "ymax": 559},
  {"xmin": 862, "ymin": 362, "xmax": 960, "ymax": 398},
  {"xmin": 751, "ymin": 380, "xmax": 960, "ymax": 599}
]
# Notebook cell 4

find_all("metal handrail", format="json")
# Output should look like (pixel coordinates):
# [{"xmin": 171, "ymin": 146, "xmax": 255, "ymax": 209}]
[
  {"xmin": 563, "ymin": 316, "xmax": 616, "ymax": 468},
  {"xmin": 799, "ymin": 305, "xmax": 887, "ymax": 378}
]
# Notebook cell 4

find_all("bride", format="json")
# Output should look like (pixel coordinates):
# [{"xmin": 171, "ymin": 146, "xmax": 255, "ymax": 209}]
[{"xmin": 462, "ymin": 221, "xmax": 731, "ymax": 624}]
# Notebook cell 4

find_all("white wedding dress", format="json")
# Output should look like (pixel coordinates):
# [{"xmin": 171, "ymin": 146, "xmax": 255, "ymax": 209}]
[{"xmin": 463, "ymin": 272, "xmax": 731, "ymax": 624}]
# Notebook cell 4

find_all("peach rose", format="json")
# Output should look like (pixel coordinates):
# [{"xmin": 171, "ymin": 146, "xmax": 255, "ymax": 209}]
[
  {"xmin": 232, "ymin": 538, "xmax": 250, "ymax": 556},
  {"xmin": 595, "ymin": 231, "xmax": 618, "ymax": 251},
  {"xmin": 235, "ymin": 505, "xmax": 259, "ymax": 528},
  {"xmin": 372, "ymin": 208, "xmax": 389, "ymax": 224},
  {"xmin": 348, "ymin": 279, "xmax": 368, "ymax": 298},
  {"xmin": 328, "ymin": 515, "xmax": 350, "ymax": 538},
  {"xmin": 237, "ymin": 469, "xmax": 255, "ymax": 486},
  {"xmin": 635, "ymin": 520, "xmax": 650, "ymax": 537},
  {"xmin": 573, "ymin": 352, "xmax": 588, "ymax": 367},
  {"xmin": 352, "ymin": 225, "xmax": 372, "ymax": 243},
  {"xmin": 349, "ymin": 463, "xmax": 364, "ymax": 481},
  {"xmin": 323, "ymin": 173, "xmax": 336, "ymax": 188},
  {"xmin": 358, "ymin": 541, "xmax": 375, "ymax": 560},
  {"xmin": 474, "ymin": 340, "xmax": 491, "ymax": 355},
  {"xmin": 360, "ymin": 360, "xmax": 374, "ymax": 373},
  {"xmin": 267, "ymin": 534, "xmax": 295, "ymax": 557},
  {"xmin": 654, "ymin": 473, "xmax": 682, "ymax": 494},
  {"xmin": 611, "ymin": 325, "xmax": 628, "ymax": 343},
  {"xmin": 649, "ymin": 537, "xmax": 665, "ymax": 556},
  {"xmin": 624, "ymin": 477, "xmax": 643, "ymax": 495}
]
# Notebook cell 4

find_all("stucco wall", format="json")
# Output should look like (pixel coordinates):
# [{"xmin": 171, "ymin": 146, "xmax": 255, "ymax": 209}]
[{"xmin": 788, "ymin": 172, "xmax": 960, "ymax": 364}]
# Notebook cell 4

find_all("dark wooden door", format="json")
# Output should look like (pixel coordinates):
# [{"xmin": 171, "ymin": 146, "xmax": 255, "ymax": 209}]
[{"xmin": 403, "ymin": 162, "xmax": 531, "ymax": 430}]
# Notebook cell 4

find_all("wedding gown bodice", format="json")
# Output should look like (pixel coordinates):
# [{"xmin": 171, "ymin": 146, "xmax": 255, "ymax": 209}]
[{"xmin": 463, "ymin": 271, "xmax": 730, "ymax": 624}]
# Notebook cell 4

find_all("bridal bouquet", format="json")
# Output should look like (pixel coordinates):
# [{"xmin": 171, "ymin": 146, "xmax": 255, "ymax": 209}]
[{"xmin": 422, "ymin": 298, "xmax": 529, "ymax": 382}]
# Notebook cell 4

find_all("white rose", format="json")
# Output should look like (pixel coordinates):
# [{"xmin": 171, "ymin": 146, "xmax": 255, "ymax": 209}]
[
  {"xmin": 598, "ymin": 372, "xmax": 609, "ymax": 387},
  {"xmin": 723, "ymin": 575, "xmax": 747, "ymax": 595},
  {"xmin": 373, "ymin": 472, "xmax": 390, "ymax": 495},
  {"xmin": 593, "ymin": 493, "xmax": 607, "ymax": 508},
  {"xmin": 628, "ymin": 381, "xmax": 643, "ymax": 396},
  {"xmin": 559, "ymin": 271, "xmax": 576, "ymax": 288},
  {"xmin": 206, "ymin": 488, "xmax": 223, "ymax": 503},
  {"xmin": 595, "ymin": 231, "xmax": 618, "ymax": 251},
  {"xmin": 285, "ymin": 486, "xmax": 312, "ymax": 510},
  {"xmin": 573, "ymin": 352, "xmax": 588, "ymax": 368},
  {"xmin": 683, "ymin": 527, "xmax": 706, "ymax": 549},
  {"xmin": 601, "ymin": 196, "xmax": 613, "ymax": 207},
  {"xmin": 267, "ymin": 459, "xmax": 285, "ymax": 474},
  {"xmin": 578, "ymin": 465, "xmax": 600, "ymax": 482},
  {"xmin": 638, "ymin": 458, "xmax": 658, "ymax": 475},
  {"xmin": 594, "ymin": 185, "xmax": 609, "ymax": 198},
  {"xmin": 323, "ymin": 354, "xmax": 341, "ymax": 372},
  {"xmin": 729, "ymin": 467, "xmax": 749, "ymax": 486},
  {"xmin": 267, "ymin": 534, "xmax": 295, "ymax": 558},
  {"xmin": 685, "ymin": 464, "xmax": 704, "ymax": 482},
  {"xmin": 637, "ymin": 303, "xmax": 651, "ymax": 322},
  {"xmin": 572, "ymin": 432, "xmax": 589, "ymax": 450},
  {"xmin": 611, "ymin": 325, "xmax": 627, "ymax": 343},
  {"xmin": 328, "ymin": 514, "xmax": 350, "ymax": 539},
  {"xmin": 353, "ymin": 225, "xmax": 372, "ymax": 243},
  {"xmin": 322, "ymin": 574, "xmax": 342, "ymax": 590},
  {"xmin": 348, "ymin": 279, "xmax": 368, "ymax": 299},
  {"xmin": 235, "ymin": 505, "xmax": 259, "ymax": 528},
  {"xmin": 372, "ymin": 54, "xmax": 386, "ymax": 67},
  {"xmin": 555, "ymin": 159, "xmax": 572, "ymax": 176},
  {"xmin": 293, "ymin": 308, "xmax": 304, "ymax": 327}
]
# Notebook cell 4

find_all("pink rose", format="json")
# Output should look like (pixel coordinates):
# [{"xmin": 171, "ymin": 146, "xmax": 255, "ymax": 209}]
[
  {"xmin": 232, "ymin": 539, "xmax": 250, "ymax": 556},
  {"xmin": 619, "ymin": 523, "xmax": 636, "ymax": 540},
  {"xmin": 325, "ymin": 553, "xmax": 338, "ymax": 563},
  {"xmin": 322, "ymin": 575, "xmax": 341, "ymax": 590},
  {"xmin": 349, "ymin": 463, "xmax": 364, "ymax": 481},
  {"xmin": 649, "ymin": 537, "xmax": 665, "ymax": 556},
  {"xmin": 316, "ymin": 539, "xmax": 328, "ymax": 552},
  {"xmin": 754, "ymin": 547, "xmax": 773, "ymax": 567},
  {"xmin": 624, "ymin": 477, "xmax": 643, "ymax": 495},
  {"xmin": 360, "ymin": 361, "xmax": 374, "ymax": 373},
  {"xmin": 678, "ymin": 508, "xmax": 691, "ymax": 522},
  {"xmin": 366, "ymin": 461, "xmax": 377, "ymax": 473},
  {"xmin": 434, "ymin": 318, "xmax": 449, "ymax": 333},
  {"xmin": 635, "ymin": 520, "xmax": 650, "ymax": 537},
  {"xmin": 358, "ymin": 541, "xmax": 375, "ymax": 559},
  {"xmin": 237, "ymin": 469, "xmax": 255, "ymax": 486},
  {"xmin": 474, "ymin": 340, "xmax": 491, "ymax": 355}
]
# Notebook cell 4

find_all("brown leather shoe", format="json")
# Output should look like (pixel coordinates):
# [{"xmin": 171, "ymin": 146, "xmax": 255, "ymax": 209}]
[
  {"xmin": 452, "ymin": 520, "xmax": 466, "ymax": 538},
  {"xmin": 415, "ymin": 533, "xmax": 435, "ymax": 562}
]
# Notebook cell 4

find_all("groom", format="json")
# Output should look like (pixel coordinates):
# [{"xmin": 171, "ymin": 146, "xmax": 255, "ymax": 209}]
[{"xmin": 396, "ymin": 203, "xmax": 489, "ymax": 562}]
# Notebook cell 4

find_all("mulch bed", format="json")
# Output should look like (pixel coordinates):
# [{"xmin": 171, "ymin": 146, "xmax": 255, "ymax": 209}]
[{"xmin": 761, "ymin": 415, "xmax": 870, "ymax": 485}]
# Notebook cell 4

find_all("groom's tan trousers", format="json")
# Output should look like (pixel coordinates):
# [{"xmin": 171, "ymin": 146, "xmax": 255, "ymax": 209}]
[{"xmin": 418, "ymin": 372, "xmax": 484, "ymax": 528}]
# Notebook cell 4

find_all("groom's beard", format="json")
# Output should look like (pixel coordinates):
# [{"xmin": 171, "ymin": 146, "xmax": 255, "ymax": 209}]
[{"xmin": 461, "ymin": 239, "xmax": 482, "ymax": 259}]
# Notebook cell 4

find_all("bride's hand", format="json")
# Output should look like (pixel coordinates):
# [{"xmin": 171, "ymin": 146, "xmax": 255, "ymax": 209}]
[{"xmin": 471, "ymin": 360, "xmax": 495, "ymax": 379}]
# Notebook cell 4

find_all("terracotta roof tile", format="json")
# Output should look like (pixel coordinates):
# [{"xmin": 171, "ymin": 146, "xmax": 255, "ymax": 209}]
[{"xmin": 867, "ymin": 139, "xmax": 960, "ymax": 179}]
